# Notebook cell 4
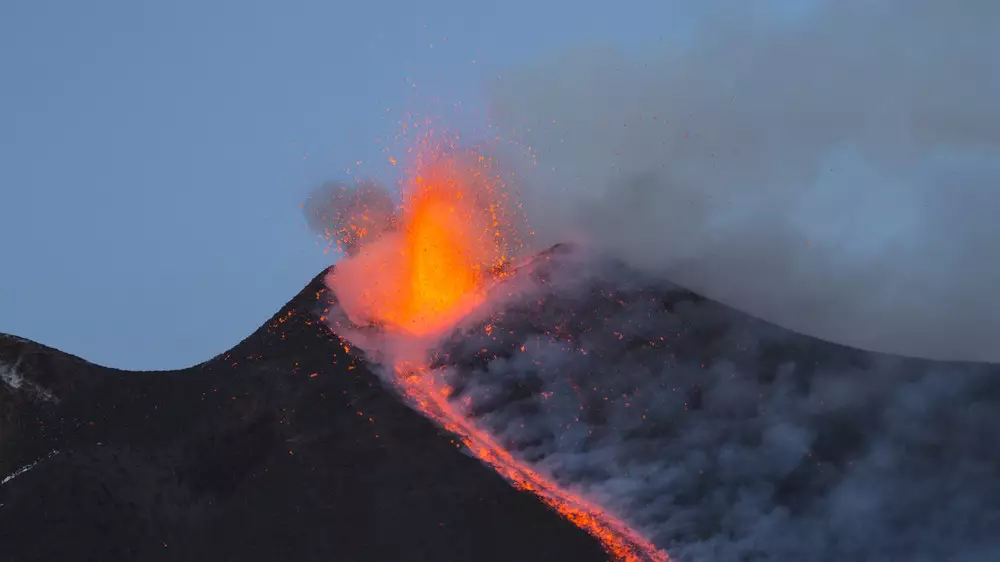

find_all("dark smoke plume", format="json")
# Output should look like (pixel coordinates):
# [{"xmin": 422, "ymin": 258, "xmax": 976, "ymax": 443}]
[{"xmin": 488, "ymin": 0, "xmax": 1000, "ymax": 361}]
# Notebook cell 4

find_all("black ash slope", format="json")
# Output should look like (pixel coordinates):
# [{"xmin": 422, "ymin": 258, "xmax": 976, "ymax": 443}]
[
  {"xmin": 0, "ymin": 269, "xmax": 609, "ymax": 562},
  {"xmin": 431, "ymin": 244, "xmax": 1000, "ymax": 562}
]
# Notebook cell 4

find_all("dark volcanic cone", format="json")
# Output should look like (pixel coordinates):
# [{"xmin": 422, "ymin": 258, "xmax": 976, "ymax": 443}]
[
  {"xmin": 0, "ymin": 269, "xmax": 608, "ymax": 562},
  {"xmin": 6, "ymin": 245, "xmax": 1000, "ymax": 562}
]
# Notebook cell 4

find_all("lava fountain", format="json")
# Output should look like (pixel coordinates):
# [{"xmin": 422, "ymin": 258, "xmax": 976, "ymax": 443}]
[
  {"xmin": 325, "ymin": 131, "xmax": 668, "ymax": 562},
  {"xmin": 329, "ymin": 134, "xmax": 522, "ymax": 336}
]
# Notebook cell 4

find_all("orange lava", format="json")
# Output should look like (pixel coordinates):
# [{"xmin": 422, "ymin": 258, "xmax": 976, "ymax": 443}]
[
  {"xmin": 332, "ymin": 133, "xmax": 522, "ymax": 335},
  {"xmin": 332, "ymin": 130, "xmax": 667, "ymax": 561},
  {"xmin": 394, "ymin": 364, "xmax": 669, "ymax": 562},
  {"xmin": 384, "ymin": 149, "xmax": 511, "ymax": 333}
]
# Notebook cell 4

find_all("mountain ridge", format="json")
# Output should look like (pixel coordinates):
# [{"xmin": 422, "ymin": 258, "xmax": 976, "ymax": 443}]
[{"xmin": 0, "ymin": 266, "xmax": 611, "ymax": 562}]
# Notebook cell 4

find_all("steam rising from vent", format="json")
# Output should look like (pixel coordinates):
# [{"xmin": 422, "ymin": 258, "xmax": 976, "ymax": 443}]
[{"xmin": 488, "ymin": 0, "xmax": 1000, "ymax": 361}]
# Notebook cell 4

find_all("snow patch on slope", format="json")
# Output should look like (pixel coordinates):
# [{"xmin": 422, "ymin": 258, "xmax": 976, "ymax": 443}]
[{"xmin": 0, "ymin": 361, "xmax": 58, "ymax": 404}]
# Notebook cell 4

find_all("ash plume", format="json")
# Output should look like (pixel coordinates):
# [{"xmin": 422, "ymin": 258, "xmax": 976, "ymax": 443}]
[
  {"xmin": 302, "ymin": 180, "xmax": 398, "ymax": 257},
  {"xmin": 488, "ymin": 0, "xmax": 1000, "ymax": 361}
]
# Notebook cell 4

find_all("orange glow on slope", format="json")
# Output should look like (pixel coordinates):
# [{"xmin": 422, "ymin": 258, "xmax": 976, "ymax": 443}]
[{"xmin": 393, "ymin": 364, "xmax": 669, "ymax": 562}]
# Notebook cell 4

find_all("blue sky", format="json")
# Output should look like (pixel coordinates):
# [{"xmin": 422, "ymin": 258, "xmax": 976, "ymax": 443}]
[{"xmin": 0, "ymin": 1, "xmax": 695, "ymax": 369}]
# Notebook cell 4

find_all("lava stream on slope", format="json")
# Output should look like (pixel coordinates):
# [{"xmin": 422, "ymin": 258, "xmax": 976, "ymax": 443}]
[{"xmin": 392, "ymin": 362, "xmax": 668, "ymax": 562}]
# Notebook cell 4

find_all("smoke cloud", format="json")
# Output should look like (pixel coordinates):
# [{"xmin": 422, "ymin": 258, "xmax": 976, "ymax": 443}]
[
  {"xmin": 487, "ymin": 0, "xmax": 1000, "ymax": 361},
  {"xmin": 302, "ymin": 180, "xmax": 398, "ymax": 257},
  {"xmin": 431, "ymin": 247, "xmax": 1000, "ymax": 562}
]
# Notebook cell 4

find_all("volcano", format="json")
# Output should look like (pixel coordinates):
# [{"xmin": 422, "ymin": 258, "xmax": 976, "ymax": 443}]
[{"xmin": 4, "ymin": 245, "xmax": 1000, "ymax": 562}]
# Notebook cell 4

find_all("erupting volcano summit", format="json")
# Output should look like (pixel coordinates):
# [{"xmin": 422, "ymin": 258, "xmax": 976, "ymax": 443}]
[{"xmin": 316, "ymin": 131, "xmax": 668, "ymax": 561}]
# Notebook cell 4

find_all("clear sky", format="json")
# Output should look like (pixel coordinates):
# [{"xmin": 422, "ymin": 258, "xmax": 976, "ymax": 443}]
[{"xmin": 1, "ymin": 0, "xmax": 714, "ymax": 369}]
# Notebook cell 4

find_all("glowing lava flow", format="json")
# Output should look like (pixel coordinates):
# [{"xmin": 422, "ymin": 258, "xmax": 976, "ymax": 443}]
[
  {"xmin": 329, "ymin": 131, "xmax": 667, "ymax": 561},
  {"xmin": 394, "ymin": 365, "xmax": 669, "ymax": 562}
]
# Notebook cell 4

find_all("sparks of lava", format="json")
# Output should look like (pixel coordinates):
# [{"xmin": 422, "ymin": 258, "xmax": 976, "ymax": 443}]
[{"xmin": 328, "ymin": 128, "xmax": 667, "ymax": 561}]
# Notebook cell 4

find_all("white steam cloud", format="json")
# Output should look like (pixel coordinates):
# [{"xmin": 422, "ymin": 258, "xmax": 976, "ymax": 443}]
[{"xmin": 488, "ymin": 0, "xmax": 1000, "ymax": 361}]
